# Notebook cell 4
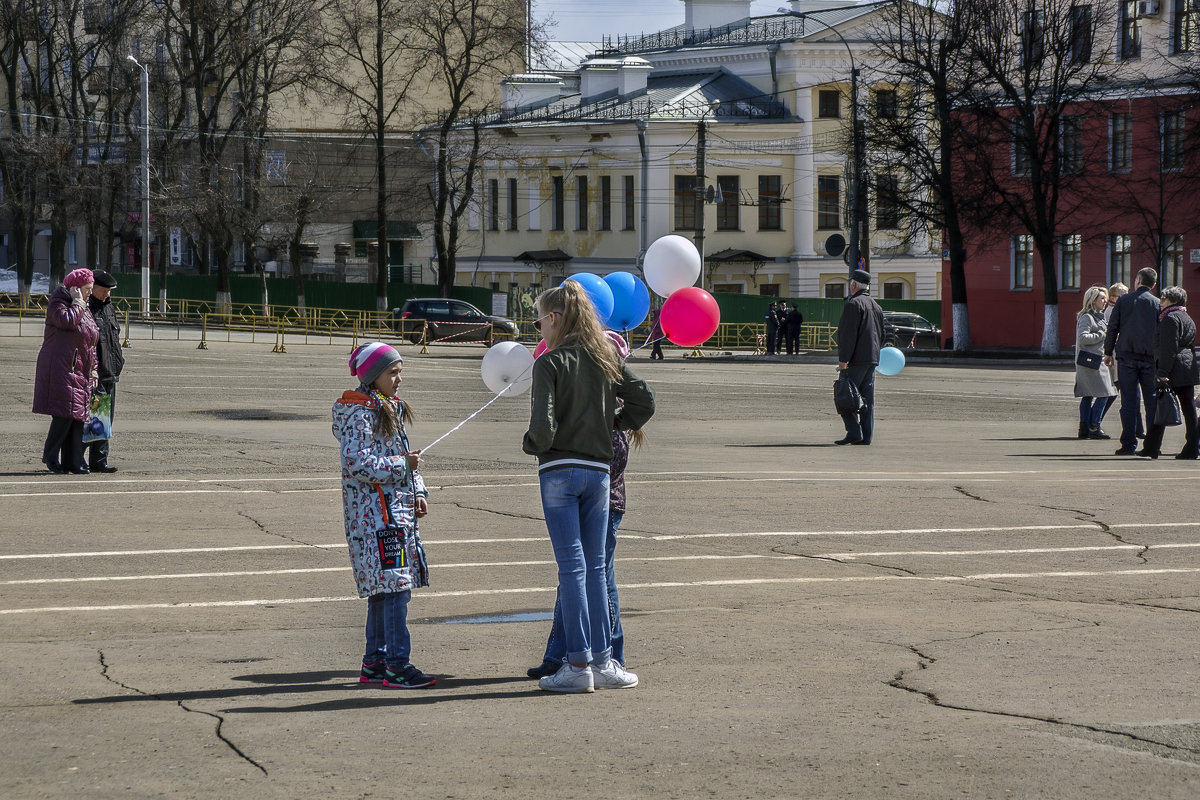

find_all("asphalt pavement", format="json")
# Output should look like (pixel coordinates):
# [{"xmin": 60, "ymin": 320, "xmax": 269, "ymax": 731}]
[{"xmin": 1, "ymin": 328, "xmax": 1197, "ymax": 799}]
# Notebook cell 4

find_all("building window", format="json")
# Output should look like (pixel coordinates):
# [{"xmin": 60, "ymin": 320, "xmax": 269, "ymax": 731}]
[
  {"xmin": 824, "ymin": 281, "xmax": 846, "ymax": 299},
  {"xmin": 1163, "ymin": 234, "xmax": 1184, "ymax": 287},
  {"xmin": 1120, "ymin": 0, "xmax": 1140, "ymax": 59},
  {"xmin": 1109, "ymin": 234, "xmax": 1132, "ymax": 286},
  {"xmin": 1174, "ymin": 0, "xmax": 1199, "ymax": 53},
  {"xmin": 1060, "ymin": 115, "xmax": 1083, "ymax": 174},
  {"xmin": 1013, "ymin": 234, "xmax": 1034, "ymax": 290},
  {"xmin": 487, "ymin": 179, "xmax": 499, "ymax": 231},
  {"xmin": 882, "ymin": 280, "xmax": 906, "ymax": 300},
  {"xmin": 1069, "ymin": 5, "xmax": 1093, "ymax": 63},
  {"xmin": 1110, "ymin": 112, "xmax": 1132, "ymax": 172},
  {"xmin": 1013, "ymin": 120, "xmax": 1031, "ymax": 176},
  {"xmin": 67, "ymin": 232, "xmax": 77, "ymax": 264},
  {"xmin": 759, "ymin": 283, "xmax": 780, "ymax": 297},
  {"xmin": 1162, "ymin": 110, "xmax": 1186, "ymax": 171},
  {"xmin": 817, "ymin": 89, "xmax": 840, "ymax": 119},
  {"xmin": 1060, "ymin": 234, "xmax": 1081, "ymax": 291},
  {"xmin": 623, "ymin": 175, "xmax": 635, "ymax": 230},
  {"xmin": 599, "ymin": 175, "xmax": 611, "ymax": 231},
  {"xmin": 1021, "ymin": 10, "xmax": 1044, "ymax": 66},
  {"xmin": 875, "ymin": 89, "xmax": 898, "ymax": 119},
  {"xmin": 716, "ymin": 175, "xmax": 739, "ymax": 231},
  {"xmin": 817, "ymin": 175, "xmax": 841, "ymax": 230},
  {"xmin": 551, "ymin": 176, "xmax": 564, "ymax": 230},
  {"xmin": 674, "ymin": 175, "xmax": 697, "ymax": 230},
  {"xmin": 576, "ymin": 176, "xmax": 588, "ymax": 230},
  {"xmin": 507, "ymin": 178, "xmax": 518, "ymax": 230},
  {"xmin": 876, "ymin": 175, "xmax": 900, "ymax": 230},
  {"xmin": 758, "ymin": 175, "xmax": 782, "ymax": 231},
  {"xmin": 527, "ymin": 181, "xmax": 541, "ymax": 230},
  {"xmin": 233, "ymin": 162, "xmax": 244, "ymax": 201}
]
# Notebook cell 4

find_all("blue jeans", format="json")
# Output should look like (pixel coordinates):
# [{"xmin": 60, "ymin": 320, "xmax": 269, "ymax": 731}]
[
  {"xmin": 1117, "ymin": 357, "xmax": 1157, "ymax": 450},
  {"xmin": 1079, "ymin": 397, "xmax": 1106, "ymax": 428},
  {"xmin": 539, "ymin": 466, "xmax": 612, "ymax": 666},
  {"xmin": 839, "ymin": 364, "xmax": 877, "ymax": 443},
  {"xmin": 543, "ymin": 510, "xmax": 625, "ymax": 666},
  {"xmin": 364, "ymin": 590, "xmax": 411, "ymax": 668}
]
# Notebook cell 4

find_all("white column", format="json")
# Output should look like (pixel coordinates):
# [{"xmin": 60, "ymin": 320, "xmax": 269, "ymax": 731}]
[{"xmin": 792, "ymin": 84, "xmax": 815, "ymax": 259}]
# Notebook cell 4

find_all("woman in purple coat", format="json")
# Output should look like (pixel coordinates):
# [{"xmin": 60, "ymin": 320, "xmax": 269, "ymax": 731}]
[{"xmin": 33, "ymin": 268, "xmax": 99, "ymax": 474}]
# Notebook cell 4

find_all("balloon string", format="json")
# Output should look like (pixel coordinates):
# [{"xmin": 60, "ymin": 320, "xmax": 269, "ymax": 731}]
[{"xmin": 419, "ymin": 361, "xmax": 534, "ymax": 455}]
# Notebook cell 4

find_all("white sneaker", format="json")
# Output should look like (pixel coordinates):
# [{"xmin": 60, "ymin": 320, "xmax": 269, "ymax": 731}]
[
  {"xmin": 538, "ymin": 663, "xmax": 594, "ymax": 693},
  {"xmin": 592, "ymin": 659, "xmax": 638, "ymax": 689}
]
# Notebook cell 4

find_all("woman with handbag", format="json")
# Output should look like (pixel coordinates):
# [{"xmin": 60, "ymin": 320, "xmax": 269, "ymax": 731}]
[
  {"xmin": 33, "ymin": 268, "xmax": 99, "ymax": 474},
  {"xmin": 1140, "ymin": 286, "xmax": 1200, "ymax": 460},
  {"xmin": 332, "ymin": 342, "xmax": 436, "ymax": 688},
  {"xmin": 1074, "ymin": 286, "xmax": 1117, "ymax": 440}
]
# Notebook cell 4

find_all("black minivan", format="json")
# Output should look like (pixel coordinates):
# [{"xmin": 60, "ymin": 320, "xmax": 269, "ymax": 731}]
[{"xmin": 393, "ymin": 298, "xmax": 519, "ymax": 345}]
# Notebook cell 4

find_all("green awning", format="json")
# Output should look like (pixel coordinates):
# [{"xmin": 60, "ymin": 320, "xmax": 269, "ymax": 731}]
[{"xmin": 352, "ymin": 220, "xmax": 422, "ymax": 240}]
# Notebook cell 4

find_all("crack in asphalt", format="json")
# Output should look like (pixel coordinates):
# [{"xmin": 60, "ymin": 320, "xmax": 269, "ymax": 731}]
[
  {"xmin": 446, "ymin": 501, "xmax": 544, "ymax": 522},
  {"xmin": 235, "ymin": 509, "xmax": 323, "ymax": 550},
  {"xmin": 97, "ymin": 650, "xmax": 268, "ymax": 775},
  {"xmin": 769, "ymin": 543, "xmax": 920, "ymax": 576},
  {"xmin": 954, "ymin": 486, "xmax": 991, "ymax": 502},
  {"xmin": 1038, "ymin": 505, "xmax": 1150, "ymax": 564},
  {"xmin": 886, "ymin": 644, "xmax": 1200, "ymax": 761}
]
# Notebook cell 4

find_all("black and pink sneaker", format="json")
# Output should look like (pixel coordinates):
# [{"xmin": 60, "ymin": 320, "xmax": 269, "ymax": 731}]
[
  {"xmin": 360, "ymin": 661, "xmax": 386, "ymax": 684},
  {"xmin": 382, "ymin": 663, "xmax": 436, "ymax": 689}
]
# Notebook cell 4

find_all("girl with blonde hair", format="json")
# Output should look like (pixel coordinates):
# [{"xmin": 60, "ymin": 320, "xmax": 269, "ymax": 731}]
[
  {"xmin": 523, "ymin": 280, "xmax": 655, "ymax": 692},
  {"xmin": 1075, "ymin": 287, "xmax": 1117, "ymax": 440}
]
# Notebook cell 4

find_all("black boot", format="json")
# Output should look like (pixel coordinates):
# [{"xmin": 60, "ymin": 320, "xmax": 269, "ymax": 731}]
[
  {"xmin": 1087, "ymin": 426, "xmax": 1111, "ymax": 440},
  {"xmin": 1078, "ymin": 422, "xmax": 1088, "ymax": 439}
]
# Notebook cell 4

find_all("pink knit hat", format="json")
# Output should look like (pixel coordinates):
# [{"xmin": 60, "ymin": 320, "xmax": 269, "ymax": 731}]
[
  {"xmin": 63, "ymin": 268, "xmax": 95, "ymax": 288},
  {"xmin": 349, "ymin": 342, "xmax": 403, "ymax": 387}
]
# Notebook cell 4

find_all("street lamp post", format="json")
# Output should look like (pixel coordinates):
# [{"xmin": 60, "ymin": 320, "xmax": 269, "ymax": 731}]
[
  {"xmin": 777, "ymin": 8, "xmax": 868, "ymax": 275},
  {"xmin": 127, "ymin": 55, "xmax": 150, "ymax": 314},
  {"xmin": 694, "ymin": 99, "xmax": 719, "ymax": 289}
]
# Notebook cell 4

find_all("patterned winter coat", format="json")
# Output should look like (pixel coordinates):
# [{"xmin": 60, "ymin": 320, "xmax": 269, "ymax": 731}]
[
  {"xmin": 33, "ymin": 287, "xmax": 99, "ymax": 420},
  {"xmin": 332, "ymin": 389, "xmax": 429, "ymax": 597}
]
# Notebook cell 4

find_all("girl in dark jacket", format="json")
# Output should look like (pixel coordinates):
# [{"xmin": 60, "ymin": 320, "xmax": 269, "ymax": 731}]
[
  {"xmin": 1141, "ymin": 286, "xmax": 1200, "ymax": 460},
  {"xmin": 33, "ymin": 269, "xmax": 99, "ymax": 474}
]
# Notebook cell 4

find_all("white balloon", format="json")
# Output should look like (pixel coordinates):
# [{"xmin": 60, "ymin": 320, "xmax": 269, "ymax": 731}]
[
  {"xmin": 480, "ymin": 341, "xmax": 535, "ymax": 396},
  {"xmin": 643, "ymin": 235, "xmax": 701, "ymax": 299}
]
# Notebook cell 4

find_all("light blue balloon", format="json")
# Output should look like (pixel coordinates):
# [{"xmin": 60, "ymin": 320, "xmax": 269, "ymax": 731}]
[
  {"xmin": 603, "ymin": 271, "xmax": 651, "ymax": 331},
  {"xmin": 564, "ymin": 272, "xmax": 615, "ymax": 326},
  {"xmin": 878, "ymin": 346, "xmax": 906, "ymax": 376}
]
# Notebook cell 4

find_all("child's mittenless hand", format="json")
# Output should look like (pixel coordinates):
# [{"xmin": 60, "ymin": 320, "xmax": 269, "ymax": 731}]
[
  {"xmin": 415, "ymin": 496, "xmax": 429, "ymax": 518},
  {"xmin": 405, "ymin": 449, "xmax": 421, "ymax": 471}
]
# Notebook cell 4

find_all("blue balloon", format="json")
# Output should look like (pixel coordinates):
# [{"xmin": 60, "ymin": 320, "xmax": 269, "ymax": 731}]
[
  {"xmin": 564, "ymin": 272, "xmax": 614, "ymax": 326},
  {"xmin": 603, "ymin": 271, "xmax": 651, "ymax": 331},
  {"xmin": 878, "ymin": 346, "xmax": 906, "ymax": 376}
]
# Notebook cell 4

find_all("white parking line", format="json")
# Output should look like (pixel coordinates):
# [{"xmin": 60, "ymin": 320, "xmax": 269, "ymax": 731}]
[{"xmin": 4, "ymin": 567, "xmax": 1199, "ymax": 615}]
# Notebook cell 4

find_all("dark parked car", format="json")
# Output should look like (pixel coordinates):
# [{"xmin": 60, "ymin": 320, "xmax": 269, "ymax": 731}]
[
  {"xmin": 882, "ymin": 312, "xmax": 942, "ymax": 349},
  {"xmin": 393, "ymin": 298, "xmax": 519, "ymax": 345}
]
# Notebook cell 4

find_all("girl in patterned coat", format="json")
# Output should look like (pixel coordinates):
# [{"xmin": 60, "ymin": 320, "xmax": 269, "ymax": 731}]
[{"xmin": 332, "ymin": 342, "xmax": 435, "ymax": 688}]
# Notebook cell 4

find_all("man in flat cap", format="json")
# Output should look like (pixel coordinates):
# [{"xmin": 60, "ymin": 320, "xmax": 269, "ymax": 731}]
[
  {"xmin": 86, "ymin": 270, "xmax": 125, "ymax": 472},
  {"xmin": 835, "ymin": 269, "xmax": 885, "ymax": 445}
]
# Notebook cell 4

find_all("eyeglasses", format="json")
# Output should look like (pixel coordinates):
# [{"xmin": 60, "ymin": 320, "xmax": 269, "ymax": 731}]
[{"xmin": 533, "ymin": 312, "xmax": 558, "ymax": 332}]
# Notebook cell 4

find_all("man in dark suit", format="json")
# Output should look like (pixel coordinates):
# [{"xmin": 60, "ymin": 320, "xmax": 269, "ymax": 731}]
[
  {"xmin": 1104, "ymin": 267, "xmax": 1160, "ymax": 455},
  {"xmin": 785, "ymin": 303, "xmax": 804, "ymax": 355},
  {"xmin": 764, "ymin": 302, "xmax": 778, "ymax": 355},
  {"xmin": 835, "ymin": 269, "xmax": 884, "ymax": 445}
]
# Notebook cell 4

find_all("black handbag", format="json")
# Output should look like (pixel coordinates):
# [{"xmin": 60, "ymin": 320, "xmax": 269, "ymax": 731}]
[
  {"xmin": 834, "ymin": 372, "xmax": 865, "ymax": 415},
  {"xmin": 1075, "ymin": 350, "xmax": 1102, "ymax": 369},
  {"xmin": 1154, "ymin": 386, "xmax": 1183, "ymax": 427}
]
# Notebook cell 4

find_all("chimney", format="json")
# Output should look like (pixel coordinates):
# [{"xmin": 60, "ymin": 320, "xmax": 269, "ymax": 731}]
[
  {"xmin": 617, "ymin": 57, "xmax": 652, "ymax": 100},
  {"xmin": 683, "ymin": 0, "xmax": 753, "ymax": 34},
  {"xmin": 500, "ymin": 74, "xmax": 565, "ymax": 113},
  {"xmin": 580, "ymin": 57, "xmax": 622, "ymax": 102}
]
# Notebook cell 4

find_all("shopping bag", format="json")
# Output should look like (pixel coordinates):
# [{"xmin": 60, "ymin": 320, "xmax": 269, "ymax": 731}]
[
  {"xmin": 1153, "ymin": 387, "xmax": 1182, "ymax": 427},
  {"xmin": 833, "ymin": 372, "xmax": 865, "ymax": 415},
  {"xmin": 82, "ymin": 392, "xmax": 113, "ymax": 443}
]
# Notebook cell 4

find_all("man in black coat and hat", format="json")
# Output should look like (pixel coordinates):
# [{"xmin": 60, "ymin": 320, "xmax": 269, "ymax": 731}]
[
  {"xmin": 835, "ymin": 269, "xmax": 884, "ymax": 445},
  {"xmin": 86, "ymin": 270, "xmax": 125, "ymax": 472}
]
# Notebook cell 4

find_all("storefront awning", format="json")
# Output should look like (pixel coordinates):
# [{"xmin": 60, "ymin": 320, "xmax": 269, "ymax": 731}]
[
  {"xmin": 706, "ymin": 248, "xmax": 770, "ymax": 262},
  {"xmin": 514, "ymin": 249, "xmax": 572, "ymax": 262}
]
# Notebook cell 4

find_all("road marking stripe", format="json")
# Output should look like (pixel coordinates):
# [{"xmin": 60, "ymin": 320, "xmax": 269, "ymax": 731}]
[
  {"xmin": 4, "ymin": 522, "xmax": 1199, "ymax": 560},
  {"xmin": 4, "ymin": 567, "xmax": 1199, "ymax": 615}
]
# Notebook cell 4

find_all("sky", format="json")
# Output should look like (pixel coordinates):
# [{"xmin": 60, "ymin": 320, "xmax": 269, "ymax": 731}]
[{"xmin": 534, "ymin": 0, "xmax": 794, "ymax": 43}]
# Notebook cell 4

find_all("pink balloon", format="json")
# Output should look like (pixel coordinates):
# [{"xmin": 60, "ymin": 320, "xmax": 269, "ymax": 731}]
[
  {"xmin": 660, "ymin": 287, "xmax": 720, "ymax": 347},
  {"xmin": 532, "ymin": 339, "xmax": 548, "ymax": 359}
]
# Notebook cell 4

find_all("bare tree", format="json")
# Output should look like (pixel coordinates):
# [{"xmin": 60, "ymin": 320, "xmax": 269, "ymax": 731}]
[
  {"xmin": 409, "ymin": 0, "xmax": 535, "ymax": 298},
  {"xmin": 864, "ymin": 0, "xmax": 985, "ymax": 351},
  {"xmin": 958, "ymin": 0, "xmax": 1118, "ymax": 354}
]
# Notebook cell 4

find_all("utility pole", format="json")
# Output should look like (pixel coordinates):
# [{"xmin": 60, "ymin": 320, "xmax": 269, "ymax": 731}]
[
  {"xmin": 694, "ymin": 113, "xmax": 706, "ymax": 283},
  {"xmin": 127, "ymin": 55, "xmax": 150, "ymax": 314}
]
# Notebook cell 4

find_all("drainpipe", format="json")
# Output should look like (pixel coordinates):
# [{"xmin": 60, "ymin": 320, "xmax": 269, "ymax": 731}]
[
  {"xmin": 637, "ymin": 119, "xmax": 649, "ymax": 274},
  {"xmin": 767, "ymin": 43, "xmax": 780, "ymax": 99}
]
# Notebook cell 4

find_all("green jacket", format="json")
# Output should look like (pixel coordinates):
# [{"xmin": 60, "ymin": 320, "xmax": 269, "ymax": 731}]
[{"xmin": 522, "ymin": 344, "xmax": 655, "ymax": 470}]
